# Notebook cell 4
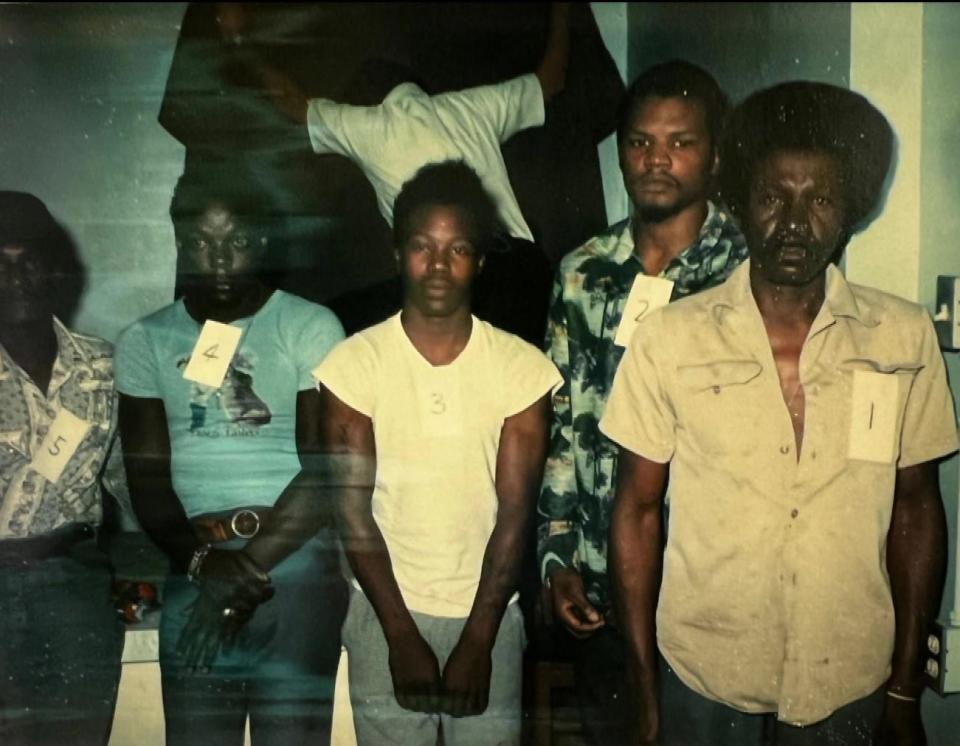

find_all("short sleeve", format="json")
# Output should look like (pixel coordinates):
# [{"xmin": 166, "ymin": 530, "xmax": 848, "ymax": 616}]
[
  {"xmin": 294, "ymin": 305, "xmax": 345, "ymax": 391},
  {"xmin": 440, "ymin": 73, "xmax": 545, "ymax": 143},
  {"xmin": 898, "ymin": 312, "xmax": 959, "ymax": 467},
  {"xmin": 114, "ymin": 321, "xmax": 160, "ymax": 399},
  {"xmin": 306, "ymin": 97, "xmax": 372, "ymax": 158},
  {"xmin": 598, "ymin": 311, "xmax": 676, "ymax": 463},
  {"xmin": 312, "ymin": 334, "xmax": 378, "ymax": 418},
  {"xmin": 501, "ymin": 338, "xmax": 562, "ymax": 419}
]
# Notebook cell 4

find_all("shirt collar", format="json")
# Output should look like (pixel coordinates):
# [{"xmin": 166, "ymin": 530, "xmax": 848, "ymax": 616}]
[
  {"xmin": 710, "ymin": 260, "xmax": 880, "ymax": 329},
  {"xmin": 615, "ymin": 200, "xmax": 730, "ymax": 267}
]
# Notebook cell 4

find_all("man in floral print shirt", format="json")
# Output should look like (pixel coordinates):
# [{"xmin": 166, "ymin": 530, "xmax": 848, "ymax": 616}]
[
  {"xmin": 0, "ymin": 192, "xmax": 124, "ymax": 745},
  {"xmin": 536, "ymin": 60, "xmax": 746, "ymax": 744}
]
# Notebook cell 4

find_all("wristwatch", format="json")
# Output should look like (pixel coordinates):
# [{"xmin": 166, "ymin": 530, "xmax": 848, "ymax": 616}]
[{"xmin": 186, "ymin": 543, "xmax": 212, "ymax": 584}]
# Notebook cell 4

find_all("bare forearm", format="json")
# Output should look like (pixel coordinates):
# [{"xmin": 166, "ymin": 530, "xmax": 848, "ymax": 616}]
[
  {"xmin": 339, "ymin": 493, "xmax": 420, "ymax": 644},
  {"xmin": 536, "ymin": 2, "xmax": 571, "ymax": 102},
  {"xmin": 128, "ymin": 474, "xmax": 200, "ymax": 572},
  {"xmin": 611, "ymin": 497, "xmax": 662, "ymax": 688},
  {"xmin": 887, "ymin": 467, "xmax": 948, "ymax": 694},
  {"xmin": 242, "ymin": 467, "xmax": 332, "ymax": 572},
  {"xmin": 462, "ymin": 518, "xmax": 529, "ymax": 647}
]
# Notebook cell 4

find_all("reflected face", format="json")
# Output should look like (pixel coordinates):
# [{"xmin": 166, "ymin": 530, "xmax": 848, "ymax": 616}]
[
  {"xmin": 746, "ymin": 149, "xmax": 847, "ymax": 287},
  {"xmin": 618, "ymin": 95, "xmax": 717, "ymax": 221},
  {"xmin": 0, "ymin": 241, "xmax": 55, "ymax": 324},
  {"xmin": 400, "ymin": 204, "xmax": 482, "ymax": 318},
  {"xmin": 176, "ymin": 202, "xmax": 264, "ymax": 303}
]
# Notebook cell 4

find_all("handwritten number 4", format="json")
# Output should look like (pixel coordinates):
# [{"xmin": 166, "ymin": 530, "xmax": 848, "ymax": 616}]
[{"xmin": 203, "ymin": 344, "xmax": 219, "ymax": 360}]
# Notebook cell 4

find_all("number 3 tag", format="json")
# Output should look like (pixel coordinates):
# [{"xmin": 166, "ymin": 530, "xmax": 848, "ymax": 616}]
[
  {"xmin": 182, "ymin": 320, "xmax": 243, "ymax": 388},
  {"xmin": 31, "ymin": 409, "xmax": 91, "ymax": 483},
  {"xmin": 614, "ymin": 275, "xmax": 674, "ymax": 347}
]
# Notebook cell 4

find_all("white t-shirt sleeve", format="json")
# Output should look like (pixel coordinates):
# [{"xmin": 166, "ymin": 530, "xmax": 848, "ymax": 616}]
[
  {"xmin": 293, "ymin": 305, "xmax": 345, "ymax": 391},
  {"xmin": 599, "ymin": 311, "xmax": 677, "ymax": 463},
  {"xmin": 306, "ymin": 97, "xmax": 381, "ymax": 159},
  {"xmin": 311, "ymin": 334, "xmax": 377, "ymax": 418},
  {"xmin": 501, "ymin": 337, "xmax": 563, "ymax": 419},
  {"xmin": 440, "ymin": 73, "xmax": 545, "ymax": 144},
  {"xmin": 114, "ymin": 321, "xmax": 161, "ymax": 399}
]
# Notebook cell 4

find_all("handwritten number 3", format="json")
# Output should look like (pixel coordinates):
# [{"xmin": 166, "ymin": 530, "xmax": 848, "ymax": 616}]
[{"xmin": 430, "ymin": 393, "xmax": 446, "ymax": 415}]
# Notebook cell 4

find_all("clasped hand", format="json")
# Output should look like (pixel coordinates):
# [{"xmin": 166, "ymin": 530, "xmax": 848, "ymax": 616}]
[
  {"xmin": 176, "ymin": 548, "xmax": 275, "ymax": 671},
  {"xmin": 389, "ymin": 632, "xmax": 493, "ymax": 718}
]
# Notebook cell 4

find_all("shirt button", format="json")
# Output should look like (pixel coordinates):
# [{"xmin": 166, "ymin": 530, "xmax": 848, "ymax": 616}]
[
  {"xmin": 712, "ymin": 385, "xmax": 721, "ymax": 394},
  {"xmin": 37, "ymin": 425, "xmax": 49, "ymax": 437},
  {"xmin": 791, "ymin": 508, "xmax": 799, "ymax": 518},
  {"xmin": 780, "ymin": 445, "xmax": 790, "ymax": 455}
]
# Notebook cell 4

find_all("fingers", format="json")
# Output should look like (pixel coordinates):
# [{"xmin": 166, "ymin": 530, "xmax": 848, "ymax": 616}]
[
  {"xmin": 396, "ymin": 680, "xmax": 442, "ymax": 714},
  {"xmin": 555, "ymin": 591, "xmax": 605, "ymax": 635}
]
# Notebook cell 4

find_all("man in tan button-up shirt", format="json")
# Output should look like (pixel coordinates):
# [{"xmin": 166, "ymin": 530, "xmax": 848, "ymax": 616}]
[{"xmin": 601, "ymin": 81, "xmax": 959, "ymax": 745}]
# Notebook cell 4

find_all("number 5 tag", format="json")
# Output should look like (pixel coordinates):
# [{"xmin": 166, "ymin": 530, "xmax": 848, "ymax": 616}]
[
  {"xmin": 614, "ymin": 275, "xmax": 674, "ymax": 347},
  {"xmin": 182, "ymin": 320, "xmax": 243, "ymax": 388},
  {"xmin": 31, "ymin": 409, "xmax": 92, "ymax": 483}
]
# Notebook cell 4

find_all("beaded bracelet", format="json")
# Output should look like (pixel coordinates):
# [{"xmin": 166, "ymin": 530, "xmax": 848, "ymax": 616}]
[
  {"xmin": 186, "ymin": 543, "xmax": 212, "ymax": 584},
  {"xmin": 885, "ymin": 690, "xmax": 918, "ymax": 703}
]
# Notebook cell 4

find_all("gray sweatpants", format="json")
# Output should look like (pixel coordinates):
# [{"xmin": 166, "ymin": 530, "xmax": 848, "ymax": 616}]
[{"xmin": 343, "ymin": 590, "xmax": 525, "ymax": 746}]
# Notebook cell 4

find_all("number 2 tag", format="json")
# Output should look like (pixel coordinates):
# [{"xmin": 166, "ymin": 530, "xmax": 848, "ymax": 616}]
[
  {"xmin": 30, "ymin": 409, "xmax": 91, "ymax": 483},
  {"xmin": 848, "ymin": 370, "xmax": 900, "ymax": 463},
  {"xmin": 614, "ymin": 275, "xmax": 674, "ymax": 347},
  {"xmin": 181, "ymin": 320, "xmax": 243, "ymax": 388}
]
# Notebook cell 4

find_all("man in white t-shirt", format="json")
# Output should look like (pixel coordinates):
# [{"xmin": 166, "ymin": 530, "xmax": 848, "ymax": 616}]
[
  {"xmin": 314, "ymin": 161, "xmax": 561, "ymax": 745},
  {"xmin": 252, "ymin": 3, "xmax": 573, "ymax": 343}
]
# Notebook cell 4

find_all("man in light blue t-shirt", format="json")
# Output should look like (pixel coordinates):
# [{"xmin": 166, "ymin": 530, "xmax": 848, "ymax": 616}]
[{"xmin": 115, "ymin": 169, "xmax": 347, "ymax": 746}]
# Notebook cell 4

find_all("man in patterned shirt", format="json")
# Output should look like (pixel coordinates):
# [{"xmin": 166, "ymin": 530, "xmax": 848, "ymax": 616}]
[
  {"xmin": 0, "ymin": 192, "xmax": 124, "ymax": 744},
  {"xmin": 536, "ymin": 60, "xmax": 747, "ymax": 744}
]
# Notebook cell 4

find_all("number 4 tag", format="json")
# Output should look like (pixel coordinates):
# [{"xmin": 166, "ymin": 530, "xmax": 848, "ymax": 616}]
[{"xmin": 182, "ymin": 320, "xmax": 243, "ymax": 388}]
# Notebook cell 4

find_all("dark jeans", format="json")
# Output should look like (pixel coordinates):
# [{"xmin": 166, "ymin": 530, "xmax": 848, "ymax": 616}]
[
  {"xmin": 0, "ymin": 536, "xmax": 123, "ymax": 746},
  {"xmin": 159, "ymin": 534, "xmax": 348, "ymax": 746},
  {"xmin": 660, "ymin": 658, "xmax": 885, "ymax": 746},
  {"xmin": 572, "ymin": 626, "xmax": 632, "ymax": 746}
]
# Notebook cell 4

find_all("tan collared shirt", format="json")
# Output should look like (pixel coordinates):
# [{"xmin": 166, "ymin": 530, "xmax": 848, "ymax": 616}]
[
  {"xmin": 0, "ymin": 318, "xmax": 118, "ymax": 538},
  {"xmin": 600, "ymin": 260, "xmax": 959, "ymax": 725}
]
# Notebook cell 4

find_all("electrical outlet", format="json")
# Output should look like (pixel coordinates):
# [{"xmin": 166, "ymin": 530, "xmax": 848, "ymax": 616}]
[
  {"xmin": 925, "ymin": 620, "xmax": 960, "ymax": 694},
  {"xmin": 934, "ymin": 275, "xmax": 960, "ymax": 350}
]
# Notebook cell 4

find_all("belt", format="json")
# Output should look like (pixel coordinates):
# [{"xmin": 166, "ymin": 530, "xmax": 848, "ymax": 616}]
[
  {"xmin": 190, "ymin": 507, "xmax": 273, "ymax": 543},
  {"xmin": 0, "ymin": 523, "xmax": 96, "ymax": 564}
]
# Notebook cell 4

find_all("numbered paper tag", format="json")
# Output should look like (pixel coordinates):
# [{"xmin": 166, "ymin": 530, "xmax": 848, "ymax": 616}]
[
  {"xmin": 614, "ymin": 275, "xmax": 675, "ymax": 347},
  {"xmin": 30, "ymin": 409, "xmax": 92, "ymax": 483},
  {"xmin": 848, "ymin": 370, "xmax": 900, "ymax": 463},
  {"xmin": 420, "ymin": 373, "xmax": 463, "ymax": 437},
  {"xmin": 181, "ymin": 320, "xmax": 243, "ymax": 388}
]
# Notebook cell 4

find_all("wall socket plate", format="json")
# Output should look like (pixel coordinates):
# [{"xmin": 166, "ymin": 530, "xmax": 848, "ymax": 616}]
[
  {"xmin": 925, "ymin": 620, "xmax": 960, "ymax": 695},
  {"xmin": 934, "ymin": 275, "xmax": 960, "ymax": 350}
]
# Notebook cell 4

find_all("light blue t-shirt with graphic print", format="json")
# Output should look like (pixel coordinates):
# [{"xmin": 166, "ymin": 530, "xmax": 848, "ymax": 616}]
[{"xmin": 115, "ymin": 290, "xmax": 343, "ymax": 518}]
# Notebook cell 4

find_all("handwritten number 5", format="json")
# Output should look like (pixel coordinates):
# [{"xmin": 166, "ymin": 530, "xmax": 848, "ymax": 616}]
[{"xmin": 47, "ymin": 435, "xmax": 68, "ymax": 456}]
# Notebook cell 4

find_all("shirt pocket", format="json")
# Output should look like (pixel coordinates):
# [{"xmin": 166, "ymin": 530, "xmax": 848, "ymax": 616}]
[
  {"xmin": 675, "ymin": 359, "xmax": 764, "ymax": 457},
  {"xmin": 836, "ymin": 357, "xmax": 922, "ymax": 465}
]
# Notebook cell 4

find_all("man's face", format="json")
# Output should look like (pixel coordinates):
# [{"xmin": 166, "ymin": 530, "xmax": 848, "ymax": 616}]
[
  {"xmin": 618, "ymin": 95, "xmax": 717, "ymax": 221},
  {"xmin": 0, "ymin": 241, "xmax": 55, "ymax": 325},
  {"xmin": 400, "ymin": 204, "xmax": 483, "ymax": 319},
  {"xmin": 176, "ymin": 201, "xmax": 263, "ymax": 304},
  {"xmin": 745, "ymin": 149, "xmax": 847, "ymax": 287}
]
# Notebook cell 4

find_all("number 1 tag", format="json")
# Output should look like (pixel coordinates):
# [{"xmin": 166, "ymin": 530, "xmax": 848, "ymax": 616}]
[
  {"xmin": 848, "ymin": 370, "xmax": 900, "ymax": 463},
  {"xmin": 614, "ymin": 275, "xmax": 674, "ymax": 347},
  {"xmin": 31, "ymin": 409, "xmax": 91, "ymax": 483},
  {"xmin": 181, "ymin": 320, "xmax": 243, "ymax": 388}
]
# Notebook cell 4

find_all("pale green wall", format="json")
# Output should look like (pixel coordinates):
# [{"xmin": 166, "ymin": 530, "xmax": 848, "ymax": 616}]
[
  {"xmin": 0, "ymin": 3, "xmax": 185, "ymax": 343},
  {"xmin": 627, "ymin": 2, "xmax": 850, "ymax": 101}
]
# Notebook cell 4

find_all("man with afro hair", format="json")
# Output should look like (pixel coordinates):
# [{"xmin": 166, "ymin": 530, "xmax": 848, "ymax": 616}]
[{"xmin": 602, "ymin": 81, "xmax": 958, "ymax": 745}]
